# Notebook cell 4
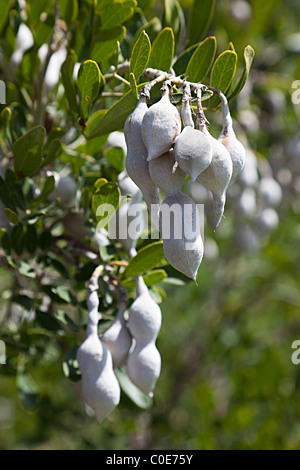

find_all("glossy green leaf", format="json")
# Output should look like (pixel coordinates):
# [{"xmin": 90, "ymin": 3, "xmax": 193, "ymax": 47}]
[
  {"xmin": 129, "ymin": 72, "xmax": 139, "ymax": 99},
  {"xmin": 103, "ymin": 146, "xmax": 125, "ymax": 171},
  {"xmin": 92, "ymin": 180, "xmax": 120, "ymax": 229},
  {"xmin": 173, "ymin": 43, "xmax": 198, "ymax": 76},
  {"xmin": 228, "ymin": 45, "xmax": 255, "ymax": 102},
  {"xmin": 91, "ymin": 26, "xmax": 126, "ymax": 62},
  {"xmin": 130, "ymin": 30, "xmax": 151, "ymax": 81},
  {"xmin": 13, "ymin": 126, "xmax": 45, "ymax": 177},
  {"xmin": 63, "ymin": 345, "xmax": 82, "ymax": 382},
  {"xmin": 61, "ymin": 54, "xmax": 78, "ymax": 117},
  {"xmin": 96, "ymin": 0, "xmax": 137, "ymax": 29},
  {"xmin": 210, "ymin": 50, "xmax": 238, "ymax": 108},
  {"xmin": 77, "ymin": 60, "xmax": 102, "ymax": 121},
  {"xmin": 163, "ymin": 0, "xmax": 185, "ymax": 45},
  {"xmin": 0, "ymin": 0, "xmax": 12, "ymax": 34},
  {"xmin": 148, "ymin": 27, "xmax": 175, "ymax": 73},
  {"xmin": 115, "ymin": 367, "xmax": 152, "ymax": 409},
  {"xmin": 58, "ymin": 0, "xmax": 78, "ymax": 24},
  {"xmin": 188, "ymin": 0, "xmax": 216, "ymax": 45},
  {"xmin": 55, "ymin": 310, "xmax": 79, "ymax": 332},
  {"xmin": 17, "ymin": 364, "xmax": 40, "ymax": 410},
  {"xmin": 124, "ymin": 241, "xmax": 168, "ymax": 278},
  {"xmin": 87, "ymin": 85, "xmax": 144, "ymax": 139},
  {"xmin": 132, "ymin": 17, "xmax": 161, "ymax": 51},
  {"xmin": 185, "ymin": 36, "xmax": 216, "ymax": 83}
]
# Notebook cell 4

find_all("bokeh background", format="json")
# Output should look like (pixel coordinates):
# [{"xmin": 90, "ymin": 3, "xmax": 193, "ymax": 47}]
[{"xmin": 1, "ymin": 0, "xmax": 300, "ymax": 450}]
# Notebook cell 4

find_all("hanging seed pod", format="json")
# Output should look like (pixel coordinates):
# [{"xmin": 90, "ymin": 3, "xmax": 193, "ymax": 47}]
[
  {"xmin": 141, "ymin": 80, "xmax": 181, "ymax": 161},
  {"xmin": 148, "ymin": 149, "xmax": 186, "ymax": 194},
  {"xmin": 160, "ymin": 191, "xmax": 204, "ymax": 280},
  {"xmin": 174, "ymin": 83, "xmax": 212, "ymax": 181},
  {"xmin": 101, "ymin": 300, "xmax": 132, "ymax": 368},
  {"xmin": 218, "ymin": 91, "xmax": 246, "ymax": 180},
  {"xmin": 124, "ymin": 93, "xmax": 160, "ymax": 226},
  {"xmin": 196, "ymin": 90, "xmax": 233, "ymax": 229},
  {"xmin": 77, "ymin": 290, "xmax": 120, "ymax": 423},
  {"xmin": 127, "ymin": 276, "xmax": 162, "ymax": 396}
]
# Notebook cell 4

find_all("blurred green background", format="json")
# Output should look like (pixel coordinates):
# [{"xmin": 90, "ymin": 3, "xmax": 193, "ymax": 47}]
[{"xmin": 1, "ymin": 0, "xmax": 300, "ymax": 450}]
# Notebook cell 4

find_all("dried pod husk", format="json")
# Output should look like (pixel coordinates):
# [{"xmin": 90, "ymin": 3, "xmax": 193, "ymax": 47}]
[
  {"xmin": 77, "ymin": 291, "xmax": 120, "ymax": 423},
  {"xmin": 148, "ymin": 149, "xmax": 186, "ymax": 194},
  {"xmin": 124, "ymin": 95, "xmax": 160, "ymax": 225},
  {"xmin": 101, "ymin": 302, "xmax": 132, "ymax": 368},
  {"xmin": 197, "ymin": 129, "xmax": 233, "ymax": 229},
  {"xmin": 218, "ymin": 93, "xmax": 246, "ymax": 180},
  {"xmin": 174, "ymin": 85, "xmax": 212, "ymax": 181},
  {"xmin": 127, "ymin": 276, "xmax": 162, "ymax": 396},
  {"xmin": 159, "ymin": 192, "xmax": 204, "ymax": 280},
  {"xmin": 141, "ymin": 81, "xmax": 181, "ymax": 161}
]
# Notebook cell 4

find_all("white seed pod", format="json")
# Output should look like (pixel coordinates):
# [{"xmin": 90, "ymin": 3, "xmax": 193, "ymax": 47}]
[
  {"xmin": 160, "ymin": 192, "xmax": 204, "ymax": 280},
  {"xmin": 257, "ymin": 177, "xmax": 282, "ymax": 207},
  {"xmin": 141, "ymin": 81, "xmax": 181, "ymax": 161},
  {"xmin": 256, "ymin": 207, "xmax": 279, "ymax": 233},
  {"xmin": 101, "ymin": 302, "xmax": 132, "ymax": 368},
  {"xmin": 174, "ymin": 84, "xmax": 212, "ymax": 181},
  {"xmin": 148, "ymin": 149, "xmax": 186, "ymax": 194},
  {"xmin": 47, "ymin": 171, "xmax": 76, "ymax": 208},
  {"xmin": 77, "ymin": 291, "xmax": 120, "ymax": 423},
  {"xmin": 127, "ymin": 276, "xmax": 162, "ymax": 396},
  {"xmin": 218, "ymin": 93, "xmax": 246, "ymax": 180},
  {"xmin": 197, "ymin": 133, "xmax": 233, "ymax": 229},
  {"xmin": 124, "ymin": 94, "xmax": 160, "ymax": 226}
]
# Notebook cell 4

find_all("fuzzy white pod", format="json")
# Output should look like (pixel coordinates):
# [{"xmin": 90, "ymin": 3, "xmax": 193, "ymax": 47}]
[
  {"xmin": 174, "ymin": 84, "xmax": 212, "ymax": 181},
  {"xmin": 148, "ymin": 149, "xmax": 186, "ymax": 194},
  {"xmin": 127, "ymin": 276, "xmax": 162, "ymax": 396},
  {"xmin": 196, "ymin": 102, "xmax": 233, "ymax": 229},
  {"xmin": 257, "ymin": 177, "xmax": 282, "ymax": 207},
  {"xmin": 141, "ymin": 81, "xmax": 181, "ymax": 161},
  {"xmin": 77, "ymin": 290, "xmax": 120, "ymax": 423},
  {"xmin": 101, "ymin": 301, "xmax": 132, "ymax": 368},
  {"xmin": 47, "ymin": 171, "xmax": 76, "ymax": 208},
  {"xmin": 218, "ymin": 92, "xmax": 246, "ymax": 180},
  {"xmin": 124, "ymin": 94, "xmax": 160, "ymax": 226},
  {"xmin": 160, "ymin": 191, "xmax": 204, "ymax": 280}
]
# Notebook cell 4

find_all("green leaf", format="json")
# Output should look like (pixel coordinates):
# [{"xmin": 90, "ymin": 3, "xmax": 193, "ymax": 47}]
[
  {"xmin": 91, "ymin": 26, "xmax": 126, "ymax": 62},
  {"xmin": 124, "ymin": 241, "xmax": 168, "ymax": 278},
  {"xmin": 228, "ymin": 45, "xmax": 255, "ymax": 102},
  {"xmin": 129, "ymin": 72, "xmax": 139, "ymax": 99},
  {"xmin": 63, "ymin": 345, "xmax": 81, "ymax": 382},
  {"xmin": 43, "ymin": 139, "xmax": 63, "ymax": 167},
  {"xmin": 85, "ymin": 110, "xmax": 107, "ymax": 138},
  {"xmin": 61, "ymin": 54, "xmax": 78, "ymax": 117},
  {"xmin": 115, "ymin": 367, "xmax": 152, "ymax": 409},
  {"xmin": 172, "ymin": 43, "xmax": 198, "ymax": 76},
  {"xmin": 103, "ymin": 146, "xmax": 125, "ymax": 171},
  {"xmin": 210, "ymin": 50, "xmax": 238, "ymax": 108},
  {"xmin": 0, "ymin": 0, "xmax": 12, "ymax": 34},
  {"xmin": 130, "ymin": 30, "xmax": 151, "ymax": 81},
  {"xmin": 163, "ymin": 0, "xmax": 185, "ymax": 46},
  {"xmin": 35, "ymin": 310, "xmax": 63, "ymax": 332},
  {"xmin": 76, "ymin": 60, "xmax": 102, "ymax": 121},
  {"xmin": 25, "ymin": 224, "xmax": 38, "ymax": 254},
  {"xmin": 30, "ymin": 175, "xmax": 55, "ymax": 210},
  {"xmin": 17, "ymin": 364, "xmax": 40, "ymax": 411},
  {"xmin": 4, "ymin": 208, "xmax": 19, "ymax": 225},
  {"xmin": 13, "ymin": 126, "xmax": 46, "ymax": 177},
  {"xmin": 19, "ymin": 260, "xmax": 36, "ymax": 278},
  {"xmin": 11, "ymin": 224, "xmax": 25, "ymax": 256},
  {"xmin": 12, "ymin": 294, "xmax": 34, "ymax": 311},
  {"xmin": 96, "ymin": 0, "xmax": 137, "ymax": 29},
  {"xmin": 55, "ymin": 310, "xmax": 79, "ymax": 332},
  {"xmin": 132, "ymin": 17, "xmax": 161, "ymax": 51},
  {"xmin": 58, "ymin": 0, "xmax": 78, "ymax": 24},
  {"xmin": 188, "ymin": 0, "xmax": 216, "ymax": 45},
  {"xmin": 87, "ymin": 85, "xmax": 144, "ymax": 139},
  {"xmin": 185, "ymin": 36, "xmax": 216, "ymax": 83},
  {"xmin": 92, "ymin": 181, "xmax": 120, "ymax": 229},
  {"xmin": 148, "ymin": 27, "xmax": 175, "ymax": 72}
]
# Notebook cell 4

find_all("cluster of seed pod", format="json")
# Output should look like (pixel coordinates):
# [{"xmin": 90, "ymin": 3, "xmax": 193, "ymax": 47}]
[
  {"xmin": 124, "ymin": 77, "xmax": 246, "ymax": 280},
  {"xmin": 77, "ymin": 262, "xmax": 162, "ymax": 422}
]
